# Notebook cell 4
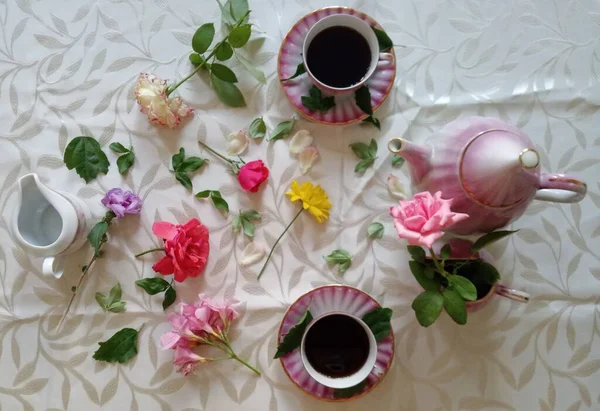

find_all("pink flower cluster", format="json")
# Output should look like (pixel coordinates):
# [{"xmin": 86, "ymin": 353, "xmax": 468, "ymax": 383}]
[{"xmin": 161, "ymin": 295, "xmax": 240, "ymax": 375}]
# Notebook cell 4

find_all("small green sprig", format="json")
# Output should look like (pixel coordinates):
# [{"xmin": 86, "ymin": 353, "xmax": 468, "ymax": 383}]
[
  {"xmin": 195, "ymin": 189, "xmax": 229, "ymax": 213},
  {"xmin": 350, "ymin": 138, "xmax": 378, "ymax": 173},
  {"xmin": 324, "ymin": 249, "xmax": 352, "ymax": 273},
  {"xmin": 109, "ymin": 143, "xmax": 135, "ymax": 174},
  {"xmin": 95, "ymin": 283, "xmax": 126, "ymax": 313},
  {"xmin": 301, "ymin": 85, "xmax": 335, "ymax": 113},
  {"xmin": 232, "ymin": 209, "xmax": 261, "ymax": 237},
  {"xmin": 171, "ymin": 147, "xmax": 207, "ymax": 191},
  {"xmin": 268, "ymin": 118, "xmax": 295, "ymax": 142},
  {"xmin": 135, "ymin": 278, "xmax": 176, "ymax": 310}
]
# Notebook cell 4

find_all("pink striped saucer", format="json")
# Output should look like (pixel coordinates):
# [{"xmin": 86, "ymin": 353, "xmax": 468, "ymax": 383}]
[
  {"xmin": 278, "ymin": 7, "xmax": 396, "ymax": 126},
  {"xmin": 278, "ymin": 285, "xmax": 395, "ymax": 401}
]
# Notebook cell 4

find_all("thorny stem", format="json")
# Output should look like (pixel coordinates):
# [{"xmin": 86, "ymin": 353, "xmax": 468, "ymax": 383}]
[
  {"xmin": 166, "ymin": 10, "xmax": 251, "ymax": 96},
  {"xmin": 257, "ymin": 208, "xmax": 304, "ymax": 280},
  {"xmin": 198, "ymin": 141, "xmax": 234, "ymax": 165}
]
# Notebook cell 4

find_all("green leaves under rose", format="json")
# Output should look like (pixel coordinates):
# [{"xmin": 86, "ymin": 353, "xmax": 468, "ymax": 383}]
[{"xmin": 136, "ymin": 278, "xmax": 177, "ymax": 310}]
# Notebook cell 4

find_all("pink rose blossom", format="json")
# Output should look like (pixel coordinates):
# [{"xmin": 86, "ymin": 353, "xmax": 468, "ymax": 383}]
[
  {"xmin": 390, "ymin": 191, "xmax": 469, "ymax": 248},
  {"xmin": 135, "ymin": 73, "xmax": 193, "ymax": 129},
  {"xmin": 237, "ymin": 160, "xmax": 269, "ymax": 192}
]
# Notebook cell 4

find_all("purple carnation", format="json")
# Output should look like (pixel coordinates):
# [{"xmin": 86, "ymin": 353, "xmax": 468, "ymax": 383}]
[{"xmin": 101, "ymin": 188, "xmax": 142, "ymax": 218}]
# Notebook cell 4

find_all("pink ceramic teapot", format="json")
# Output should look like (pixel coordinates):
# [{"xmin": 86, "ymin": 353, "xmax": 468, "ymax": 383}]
[{"xmin": 388, "ymin": 117, "xmax": 587, "ymax": 234}]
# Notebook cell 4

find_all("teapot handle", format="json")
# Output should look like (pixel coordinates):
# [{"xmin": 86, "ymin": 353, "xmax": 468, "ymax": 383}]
[
  {"xmin": 535, "ymin": 173, "xmax": 587, "ymax": 203},
  {"xmin": 42, "ymin": 256, "xmax": 64, "ymax": 279}
]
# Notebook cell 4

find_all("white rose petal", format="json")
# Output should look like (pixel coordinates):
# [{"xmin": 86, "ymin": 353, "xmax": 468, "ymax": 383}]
[
  {"xmin": 387, "ymin": 174, "xmax": 406, "ymax": 199},
  {"xmin": 240, "ymin": 242, "xmax": 266, "ymax": 266},
  {"xmin": 226, "ymin": 131, "xmax": 249, "ymax": 156},
  {"xmin": 298, "ymin": 146, "xmax": 319, "ymax": 174},
  {"xmin": 289, "ymin": 130, "xmax": 313, "ymax": 154}
]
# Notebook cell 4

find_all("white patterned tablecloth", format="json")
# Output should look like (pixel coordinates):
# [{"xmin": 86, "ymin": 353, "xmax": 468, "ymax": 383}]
[{"xmin": 0, "ymin": 0, "xmax": 599, "ymax": 410}]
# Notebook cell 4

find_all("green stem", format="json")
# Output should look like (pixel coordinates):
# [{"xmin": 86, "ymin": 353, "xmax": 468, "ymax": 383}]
[
  {"xmin": 428, "ymin": 248, "xmax": 448, "ymax": 277},
  {"xmin": 135, "ymin": 247, "xmax": 165, "ymax": 258},
  {"xmin": 166, "ymin": 10, "xmax": 251, "ymax": 96},
  {"xmin": 198, "ymin": 141, "xmax": 234, "ymax": 165},
  {"xmin": 230, "ymin": 352, "xmax": 261, "ymax": 376},
  {"xmin": 257, "ymin": 208, "xmax": 304, "ymax": 280}
]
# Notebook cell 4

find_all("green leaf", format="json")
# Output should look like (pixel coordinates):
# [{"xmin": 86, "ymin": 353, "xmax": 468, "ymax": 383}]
[
  {"xmin": 172, "ymin": 148, "xmax": 185, "ymax": 170},
  {"xmin": 116, "ymin": 152, "xmax": 134, "ymax": 174},
  {"xmin": 192, "ymin": 23, "xmax": 215, "ymax": 54},
  {"xmin": 424, "ymin": 265, "xmax": 435, "ymax": 279},
  {"xmin": 211, "ymin": 73, "xmax": 246, "ymax": 107},
  {"xmin": 241, "ymin": 210, "xmax": 261, "ymax": 220},
  {"xmin": 411, "ymin": 291, "xmax": 443, "ymax": 327},
  {"xmin": 234, "ymin": 52, "xmax": 266, "ymax": 83},
  {"xmin": 63, "ymin": 136, "xmax": 110, "ymax": 183},
  {"xmin": 442, "ymin": 289, "xmax": 467, "ymax": 325},
  {"xmin": 371, "ymin": 26, "xmax": 393, "ymax": 52},
  {"xmin": 354, "ymin": 158, "xmax": 375, "ymax": 173},
  {"xmin": 324, "ymin": 249, "xmax": 352, "ymax": 273},
  {"xmin": 189, "ymin": 53, "xmax": 208, "ymax": 68},
  {"xmin": 274, "ymin": 310, "xmax": 313, "ymax": 358},
  {"xmin": 226, "ymin": 0, "xmax": 249, "ymax": 22},
  {"xmin": 107, "ymin": 301, "xmax": 126, "ymax": 313},
  {"xmin": 363, "ymin": 115, "xmax": 381, "ymax": 129},
  {"xmin": 211, "ymin": 63, "xmax": 238, "ymax": 83},
  {"xmin": 211, "ymin": 194, "xmax": 229, "ymax": 213},
  {"xmin": 217, "ymin": 0, "xmax": 236, "ymax": 26},
  {"xmin": 195, "ymin": 190, "xmax": 211, "ymax": 198},
  {"xmin": 135, "ymin": 278, "xmax": 170, "ymax": 295},
  {"xmin": 175, "ymin": 172, "xmax": 193, "ymax": 191},
  {"xmin": 211, "ymin": 190, "xmax": 223, "ymax": 198},
  {"xmin": 367, "ymin": 222, "xmax": 384, "ymax": 239},
  {"xmin": 178, "ymin": 157, "xmax": 206, "ymax": 172},
  {"xmin": 232, "ymin": 215, "xmax": 242, "ymax": 232},
  {"xmin": 88, "ymin": 221, "xmax": 109, "ymax": 257},
  {"xmin": 301, "ymin": 85, "xmax": 335, "ymax": 113},
  {"xmin": 471, "ymin": 230, "xmax": 519, "ymax": 253},
  {"xmin": 162, "ymin": 286, "xmax": 176, "ymax": 310},
  {"xmin": 93, "ymin": 328, "xmax": 139, "ymax": 363},
  {"xmin": 282, "ymin": 63, "xmax": 306, "ymax": 81},
  {"xmin": 440, "ymin": 244, "xmax": 452, "ymax": 260},
  {"xmin": 334, "ymin": 379, "xmax": 368, "ymax": 399},
  {"xmin": 409, "ymin": 260, "xmax": 441, "ymax": 292},
  {"xmin": 241, "ymin": 218, "xmax": 255, "ymax": 237},
  {"xmin": 407, "ymin": 245, "xmax": 426, "ymax": 263},
  {"xmin": 108, "ymin": 282, "xmax": 122, "ymax": 303},
  {"xmin": 368, "ymin": 138, "xmax": 378, "ymax": 157},
  {"xmin": 392, "ymin": 155, "xmax": 405, "ymax": 167},
  {"xmin": 269, "ymin": 118, "xmax": 295, "ymax": 141},
  {"xmin": 457, "ymin": 260, "xmax": 501, "ymax": 287},
  {"xmin": 109, "ymin": 142, "xmax": 129, "ymax": 154},
  {"xmin": 248, "ymin": 117, "xmax": 266, "ymax": 139},
  {"xmin": 349, "ymin": 142, "xmax": 372, "ymax": 160},
  {"xmin": 354, "ymin": 85, "xmax": 373, "ymax": 115},
  {"xmin": 447, "ymin": 275, "xmax": 477, "ymax": 301},
  {"xmin": 228, "ymin": 24, "xmax": 251, "ymax": 48},
  {"xmin": 215, "ymin": 42, "xmax": 234, "ymax": 61},
  {"xmin": 95, "ymin": 292, "xmax": 108, "ymax": 311},
  {"xmin": 362, "ymin": 307, "xmax": 392, "ymax": 342}
]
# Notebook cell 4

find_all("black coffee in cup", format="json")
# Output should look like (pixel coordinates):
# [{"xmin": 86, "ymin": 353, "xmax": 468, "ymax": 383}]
[
  {"xmin": 303, "ymin": 314, "xmax": 370, "ymax": 378},
  {"xmin": 306, "ymin": 26, "xmax": 372, "ymax": 88}
]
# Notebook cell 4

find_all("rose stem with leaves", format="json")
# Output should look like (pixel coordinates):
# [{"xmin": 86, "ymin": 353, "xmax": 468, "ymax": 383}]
[
  {"xmin": 256, "ymin": 208, "xmax": 303, "ymax": 280},
  {"xmin": 58, "ymin": 211, "xmax": 116, "ymax": 329},
  {"xmin": 166, "ymin": 10, "xmax": 251, "ymax": 96}
]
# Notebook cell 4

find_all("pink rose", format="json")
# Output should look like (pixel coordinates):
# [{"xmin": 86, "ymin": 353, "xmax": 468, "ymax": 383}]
[
  {"xmin": 237, "ymin": 160, "xmax": 269, "ymax": 192},
  {"xmin": 390, "ymin": 191, "xmax": 469, "ymax": 248},
  {"xmin": 152, "ymin": 218, "xmax": 210, "ymax": 282},
  {"xmin": 135, "ymin": 73, "xmax": 193, "ymax": 129}
]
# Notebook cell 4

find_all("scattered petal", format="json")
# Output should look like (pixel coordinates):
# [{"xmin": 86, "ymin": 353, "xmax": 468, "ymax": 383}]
[
  {"xmin": 298, "ymin": 146, "xmax": 319, "ymax": 174},
  {"xmin": 289, "ymin": 130, "xmax": 313, "ymax": 154},
  {"xmin": 240, "ymin": 242, "xmax": 266, "ymax": 266},
  {"xmin": 226, "ymin": 130, "xmax": 249, "ymax": 155},
  {"xmin": 387, "ymin": 174, "xmax": 406, "ymax": 199}
]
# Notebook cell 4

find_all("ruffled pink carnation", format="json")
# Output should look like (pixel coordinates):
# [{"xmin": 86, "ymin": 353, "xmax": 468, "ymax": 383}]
[{"xmin": 135, "ymin": 73, "xmax": 193, "ymax": 129}]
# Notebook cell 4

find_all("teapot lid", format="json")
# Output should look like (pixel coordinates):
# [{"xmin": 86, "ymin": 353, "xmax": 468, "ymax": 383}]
[{"xmin": 460, "ymin": 129, "xmax": 540, "ymax": 207}]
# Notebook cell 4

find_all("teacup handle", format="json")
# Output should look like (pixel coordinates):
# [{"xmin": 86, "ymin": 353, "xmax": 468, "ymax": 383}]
[
  {"xmin": 535, "ymin": 173, "xmax": 587, "ymax": 203},
  {"xmin": 495, "ymin": 284, "xmax": 530, "ymax": 304},
  {"xmin": 42, "ymin": 256, "xmax": 64, "ymax": 279},
  {"xmin": 378, "ymin": 53, "xmax": 394, "ymax": 68}
]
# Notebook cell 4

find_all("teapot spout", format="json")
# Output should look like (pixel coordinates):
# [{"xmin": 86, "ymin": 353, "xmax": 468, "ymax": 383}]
[{"xmin": 388, "ymin": 138, "xmax": 432, "ymax": 182}]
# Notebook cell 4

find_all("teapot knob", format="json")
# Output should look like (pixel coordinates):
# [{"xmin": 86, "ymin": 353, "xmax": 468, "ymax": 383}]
[{"xmin": 519, "ymin": 148, "xmax": 539, "ymax": 169}]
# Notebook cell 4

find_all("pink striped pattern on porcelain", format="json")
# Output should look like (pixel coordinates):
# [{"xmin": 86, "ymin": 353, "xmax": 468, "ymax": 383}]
[
  {"xmin": 278, "ymin": 285, "xmax": 394, "ymax": 401},
  {"xmin": 278, "ymin": 7, "xmax": 396, "ymax": 125}
]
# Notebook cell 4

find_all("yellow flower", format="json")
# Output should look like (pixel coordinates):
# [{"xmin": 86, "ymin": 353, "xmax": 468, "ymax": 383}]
[{"xmin": 286, "ymin": 180, "xmax": 331, "ymax": 223}]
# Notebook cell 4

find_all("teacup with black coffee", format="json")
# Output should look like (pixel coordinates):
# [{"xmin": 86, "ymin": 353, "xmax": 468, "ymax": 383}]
[
  {"xmin": 302, "ymin": 14, "xmax": 394, "ymax": 94},
  {"xmin": 300, "ymin": 312, "xmax": 378, "ymax": 389}
]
